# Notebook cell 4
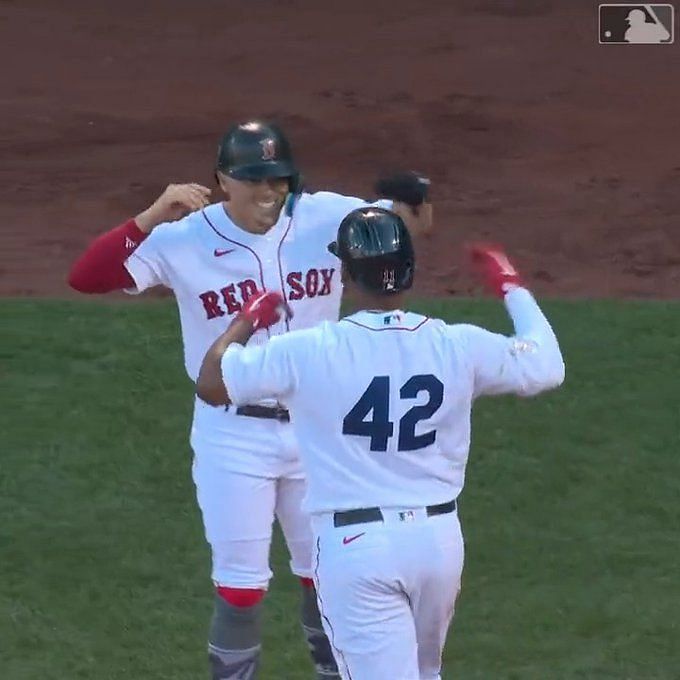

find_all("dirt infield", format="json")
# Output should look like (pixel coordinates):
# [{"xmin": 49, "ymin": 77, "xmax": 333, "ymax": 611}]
[{"xmin": 1, "ymin": 0, "xmax": 678, "ymax": 298}]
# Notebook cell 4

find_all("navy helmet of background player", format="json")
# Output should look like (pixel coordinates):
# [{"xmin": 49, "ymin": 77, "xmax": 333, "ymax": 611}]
[
  {"xmin": 214, "ymin": 121, "xmax": 302, "ymax": 229},
  {"xmin": 212, "ymin": 119, "xmax": 431, "ymax": 237},
  {"xmin": 217, "ymin": 121, "xmax": 299, "ymax": 185}
]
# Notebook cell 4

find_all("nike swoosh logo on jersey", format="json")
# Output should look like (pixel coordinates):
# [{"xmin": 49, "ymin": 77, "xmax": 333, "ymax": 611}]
[
  {"xmin": 342, "ymin": 532, "xmax": 366, "ymax": 545},
  {"xmin": 214, "ymin": 248, "xmax": 236, "ymax": 257}
]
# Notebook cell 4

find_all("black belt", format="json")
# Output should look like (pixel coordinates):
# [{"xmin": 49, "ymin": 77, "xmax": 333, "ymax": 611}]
[
  {"xmin": 333, "ymin": 499, "xmax": 456, "ymax": 528},
  {"xmin": 228, "ymin": 404, "xmax": 290, "ymax": 422}
]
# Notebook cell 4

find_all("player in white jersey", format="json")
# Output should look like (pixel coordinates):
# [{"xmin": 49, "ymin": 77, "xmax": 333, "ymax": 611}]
[
  {"xmin": 196, "ymin": 207, "xmax": 565, "ymax": 680},
  {"xmin": 67, "ymin": 121, "xmax": 432, "ymax": 679}
]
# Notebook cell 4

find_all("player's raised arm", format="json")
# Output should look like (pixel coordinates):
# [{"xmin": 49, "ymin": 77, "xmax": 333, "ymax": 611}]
[
  {"xmin": 197, "ymin": 291, "xmax": 293, "ymax": 406},
  {"xmin": 458, "ymin": 244, "xmax": 565, "ymax": 397},
  {"xmin": 67, "ymin": 183, "xmax": 210, "ymax": 293}
]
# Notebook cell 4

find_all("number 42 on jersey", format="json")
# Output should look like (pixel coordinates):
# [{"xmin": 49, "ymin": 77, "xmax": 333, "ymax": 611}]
[{"xmin": 342, "ymin": 374, "xmax": 444, "ymax": 452}]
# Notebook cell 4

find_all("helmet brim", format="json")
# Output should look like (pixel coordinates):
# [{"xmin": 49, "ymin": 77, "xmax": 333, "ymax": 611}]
[{"xmin": 227, "ymin": 161, "xmax": 296, "ymax": 181}]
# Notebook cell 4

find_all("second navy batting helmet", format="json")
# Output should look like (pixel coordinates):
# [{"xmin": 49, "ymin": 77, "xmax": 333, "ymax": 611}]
[
  {"xmin": 328, "ymin": 207, "xmax": 415, "ymax": 294},
  {"xmin": 216, "ymin": 120, "xmax": 300, "ymax": 186}
]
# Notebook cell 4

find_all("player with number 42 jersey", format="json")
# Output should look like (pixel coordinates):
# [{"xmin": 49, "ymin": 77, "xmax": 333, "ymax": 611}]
[{"xmin": 197, "ymin": 206, "xmax": 565, "ymax": 680}]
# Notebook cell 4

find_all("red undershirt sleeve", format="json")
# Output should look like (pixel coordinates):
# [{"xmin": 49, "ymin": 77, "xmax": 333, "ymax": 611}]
[{"xmin": 67, "ymin": 218, "xmax": 148, "ymax": 293}]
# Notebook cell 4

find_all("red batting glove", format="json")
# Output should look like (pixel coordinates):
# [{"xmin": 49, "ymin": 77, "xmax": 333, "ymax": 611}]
[
  {"xmin": 239, "ymin": 291, "xmax": 292, "ymax": 331},
  {"xmin": 469, "ymin": 242, "xmax": 523, "ymax": 298}
]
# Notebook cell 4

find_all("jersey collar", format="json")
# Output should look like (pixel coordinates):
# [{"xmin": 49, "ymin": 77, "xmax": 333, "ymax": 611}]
[
  {"xmin": 343, "ymin": 309, "xmax": 418, "ymax": 329},
  {"xmin": 202, "ymin": 201, "xmax": 288, "ymax": 245}
]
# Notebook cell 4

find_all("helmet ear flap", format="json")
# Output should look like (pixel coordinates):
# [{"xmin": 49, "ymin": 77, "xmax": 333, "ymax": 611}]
[
  {"xmin": 214, "ymin": 171, "xmax": 230, "ymax": 200},
  {"xmin": 289, "ymin": 173, "xmax": 303, "ymax": 196},
  {"xmin": 285, "ymin": 173, "xmax": 304, "ymax": 217}
]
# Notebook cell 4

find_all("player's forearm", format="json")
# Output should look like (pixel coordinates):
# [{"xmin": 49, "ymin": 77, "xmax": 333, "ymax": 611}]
[
  {"xmin": 503, "ymin": 287, "xmax": 565, "ymax": 395},
  {"xmin": 197, "ymin": 317, "xmax": 255, "ymax": 406},
  {"xmin": 134, "ymin": 204, "xmax": 169, "ymax": 234},
  {"xmin": 67, "ymin": 219, "xmax": 146, "ymax": 293}
]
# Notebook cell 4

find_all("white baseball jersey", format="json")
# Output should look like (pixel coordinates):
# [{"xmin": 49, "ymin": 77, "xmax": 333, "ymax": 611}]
[
  {"xmin": 124, "ymin": 191, "xmax": 391, "ymax": 383},
  {"xmin": 221, "ymin": 287, "xmax": 565, "ymax": 514}
]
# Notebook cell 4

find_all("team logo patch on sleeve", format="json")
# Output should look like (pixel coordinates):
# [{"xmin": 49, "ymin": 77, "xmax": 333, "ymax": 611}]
[{"xmin": 510, "ymin": 339, "xmax": 538, "ymax": 355}]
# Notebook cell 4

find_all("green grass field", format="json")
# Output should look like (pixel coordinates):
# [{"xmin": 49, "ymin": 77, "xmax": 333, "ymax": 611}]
[{"xmin": 2, "ymin": 297, "xmax": 679, "ymax": 679}]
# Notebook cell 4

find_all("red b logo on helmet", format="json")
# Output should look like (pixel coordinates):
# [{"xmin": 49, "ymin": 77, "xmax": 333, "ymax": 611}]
[{"xmin": 260, "ymin": 138, "xmax": 276, "ymax": 161}]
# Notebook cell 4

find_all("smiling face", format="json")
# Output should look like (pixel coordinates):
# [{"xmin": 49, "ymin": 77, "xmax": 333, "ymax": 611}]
[{"xmin": 217, "ymin": 172, "xmax": 289, "ymax": 234}]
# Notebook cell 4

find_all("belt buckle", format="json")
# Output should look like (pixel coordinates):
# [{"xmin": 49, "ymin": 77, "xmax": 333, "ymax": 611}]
[{"xmin": 399, "ymin": 510, "xmax": 415, "ymax": 522}]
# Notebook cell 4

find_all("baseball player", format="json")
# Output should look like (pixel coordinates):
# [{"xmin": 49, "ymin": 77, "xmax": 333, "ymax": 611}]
[
  {"xmin": 624, "ymin": 7, "xmax": 671, "ymax": 43},
  {"xmin": 67, "ymin": 121, "xmax": 432, "ymax": 679},
  {"xmin": 196, "ymin": 207, "xmax": 565, "ymax": 680}
]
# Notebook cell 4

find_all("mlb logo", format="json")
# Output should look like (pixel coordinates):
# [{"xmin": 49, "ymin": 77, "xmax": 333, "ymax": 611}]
[{"xmin": 599, "ymin": 4, "xmax": 674, "ymax": 43}]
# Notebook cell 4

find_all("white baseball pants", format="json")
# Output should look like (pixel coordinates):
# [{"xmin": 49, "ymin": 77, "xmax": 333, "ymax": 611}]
[
  {"xmin": 190, "ymin": 398, "xmax": 313, "ymax": 588},
  {"xmin": 311, "ymin": 507, "xmax": 464, "ymax": 680}
]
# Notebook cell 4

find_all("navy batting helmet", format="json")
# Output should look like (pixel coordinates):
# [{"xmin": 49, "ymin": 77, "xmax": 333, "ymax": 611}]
[
  {"xmin": 216, "ymin": 120, "xmax": 299, "ymax": 185},
  {"xmin": 328, "ymin": 207, "xmax": 415, "ymax": 294}
]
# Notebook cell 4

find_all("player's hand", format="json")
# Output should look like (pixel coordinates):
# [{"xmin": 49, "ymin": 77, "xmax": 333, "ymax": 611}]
[
  {"xmin": 135, "ymin": 183, "xmax": 212, "ymax": 233},
  {"xmin": 239, "ymin": 291, "xmax": 293, "ymax": 331},
  {"xmin": 468, "ymin": 242, "xmax": 523, "ymax": 298}
]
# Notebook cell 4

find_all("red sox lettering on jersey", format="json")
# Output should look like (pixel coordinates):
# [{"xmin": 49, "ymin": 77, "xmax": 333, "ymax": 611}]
[
  {"xmin": 123, "ymin": 191, "xmax": 391, "ymax": 384},
  {"xmin": 199, "ymin": 267, "xmax": 335, "ymax": 320}
]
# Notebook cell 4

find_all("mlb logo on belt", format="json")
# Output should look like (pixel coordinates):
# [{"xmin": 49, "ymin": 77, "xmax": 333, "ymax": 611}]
[{"xmin": 599, "ymin": 4, "xmax": 674, "ymax": 43}]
